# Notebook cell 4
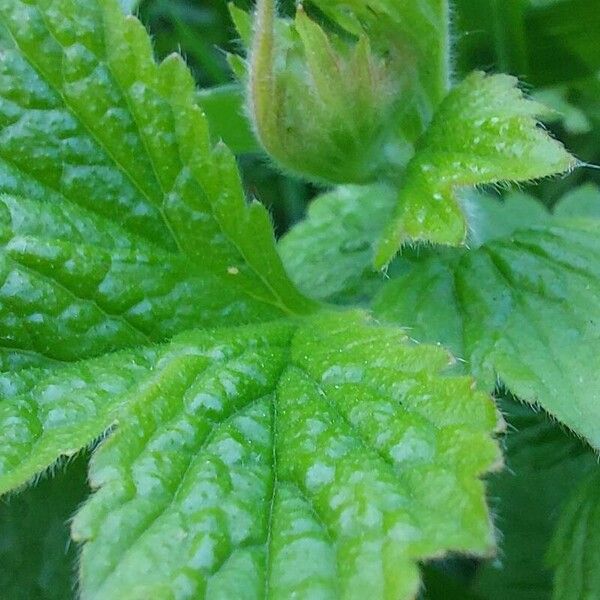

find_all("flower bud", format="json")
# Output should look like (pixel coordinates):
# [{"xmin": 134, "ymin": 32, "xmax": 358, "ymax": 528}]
[{"xmin": 247, "ymin": 0, "xmax": 407, "ymax": 184}]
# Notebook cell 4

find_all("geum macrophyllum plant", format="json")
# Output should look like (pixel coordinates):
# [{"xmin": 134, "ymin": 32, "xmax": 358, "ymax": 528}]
[{"xmin": 0, "ymin": 0, "xmax": 598, "ymax": 599}]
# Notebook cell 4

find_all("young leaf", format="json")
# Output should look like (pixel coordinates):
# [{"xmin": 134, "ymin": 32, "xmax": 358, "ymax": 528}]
[
  {"xmin": 374, "ymin": 208, "xmax": 600, "ymax": 447},
  {"xmin": 374, "ymin": 72, "xmax": 576, "ymax": 268},
  {"xmin": 282, "ymin": 183, "xmax": 600, "ymax": 447},
  {"xmin": 547, "ymin": 470, "xmax": 600, "ymax": 600},
  {"xmin": 280, "ymin": 188, "xmax": 550, "ymax": 305}
]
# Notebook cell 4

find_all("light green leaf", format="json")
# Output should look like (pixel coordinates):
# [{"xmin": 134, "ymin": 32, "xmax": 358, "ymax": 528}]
[
  {"xmin": 281, "ymin": 183, "xmax": 600, "ymax": 446},
  {"xmin": 0, "ymin": 310, "xmax": 502, "ymax": 599},
  {"xmin": 374, "ymin": 72, "xmax": 576, "ymax": 268},
  {"xmin": 374, "ymin": 216, "xmax": 600, "ymax": 447},
  {"xmin": 279, "ymin": 184, "xmax": 395, "ymax": 304},
  {"xmin": 0, "ymin": 342, "xmax": 162, "ymax": 494},
  {"xmin": 280, "ymin": 188, "xmax": 550, "ymax": 305},
  {"xmin": 547, "ymin": 470, "xmax": 600, "ymax": 600},
  {"xmin": 473, "ymin": 398, "xmax": 596, "ymax": 600},
  {"xmin": 71, "ymin": 312, "xmax": 501, "ymax": 599},
  {"xmin": 462, "ymin": 191, "xmax": 551, "ymax": 247}
]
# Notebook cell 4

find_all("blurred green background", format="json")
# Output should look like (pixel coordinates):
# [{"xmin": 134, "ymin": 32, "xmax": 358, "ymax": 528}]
[{"xmin": 1, "ymin": 1, "xmax": 599, "ymax": 598}]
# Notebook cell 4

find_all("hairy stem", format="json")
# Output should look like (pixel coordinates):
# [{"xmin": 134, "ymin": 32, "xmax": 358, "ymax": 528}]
[{"xmin": 248, "ymin": 0, "xmax": 278, "ymax": 153}]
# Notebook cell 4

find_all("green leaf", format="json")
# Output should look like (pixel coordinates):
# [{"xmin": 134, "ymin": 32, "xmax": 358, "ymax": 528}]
[
  {"xmin": 279, "ymin": 184, "xmax": 395, "ymax": 304},
  {"xmin": 71, "ymin": 312, "xmax": 500, "ymax": 599},
  {"xmin": 0, "ymin": 2, "xmax": 507, "ymax": 597},
  {"xmin": 282, "ymin": 185, "xmax": 600, "ymax": 446},
  {"xmin": 0, "ymin": 453, "xmax": 89, "ymax": 600},
  {"xmin": 0, "ymin": 311, "xmax": 502, "ymax": 598},
  {"xmin": 0, "ymin": 0, "xmax": 315, "ymax": 368},
  {"xmin": 547, "ymin": 470, "xmax": 600, "ymax": 600},
  {"xmin": 0, "ymin": 192, "xmax": 289, "ymax": 370},
  {"xmin": 554, "ymin": 183, "xmax": 600, "ymax": 219},
  {"xmin": 374, "ymin": 206, "xmax": 600, "ymax": 447},
  {"xmin": 462, "ymin": 191, "xmax": 551, "ymax": 247},
  {"xmin": 280, "ymin": 188, "xmax": 551, "ymax": 305},
  {"xmin": 473, "ymin": 397, "xmax": 596, "ymax": 600},
  {"xmin": 374, "ymin": 72, "xmax": 576, "ymax": 267}
]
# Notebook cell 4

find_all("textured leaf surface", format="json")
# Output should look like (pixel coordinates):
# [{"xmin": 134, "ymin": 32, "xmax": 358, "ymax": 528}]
[
  {"xmin": 0, "ymin": 310, "xmax": 501, "ymax": 599},
  {"xmin": 0, "ymin": 0, "xmax": 313, "ymax": 369},
  {"xmin": 0, "ymin": 1, "xmax": 507, "ymax": 598},
  {"xmin": 374, "ymin": 72, "xmax": 575, "ymax": 267},
  {"xmin": 283, "ymin": 182, "xmax": 600, "ymax": 445},
  {"xmin": 280, "ymin": 188, "xmax": 551, "ymax": 305},
  {"xmin": 473, "ymin": 399, "xmax": 596, "ymax": 600},
  {"xmin": 0, "ymin": 192, "xmax": 290, "ymax": 371},
  {"xmin": 548, "ymin": 470, "xmax": 600, "ymax": 600},
  {"xmin": 374, "ymin": 212, "xmax": 600, "ymax": 446}
]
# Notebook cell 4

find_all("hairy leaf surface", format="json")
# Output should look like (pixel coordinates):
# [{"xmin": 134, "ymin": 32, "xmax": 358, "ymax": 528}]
[
  {"xmin": 374, "ymin": 72, "xmax": 575, "ymax": 267},
  {"xmin": 282, "ymin": 184, "xmax": 600, "ymax": 446},
  {"xmin": 280, "ymin": 189, "xmax": 551, "ymax": 304},
  {"xmin": 374, "ymin": 209, "xmax": 600, "ymax": 447},
  {"xmin": 0, "ymin": 311, "xmax": 501, "ymax": 599}
]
